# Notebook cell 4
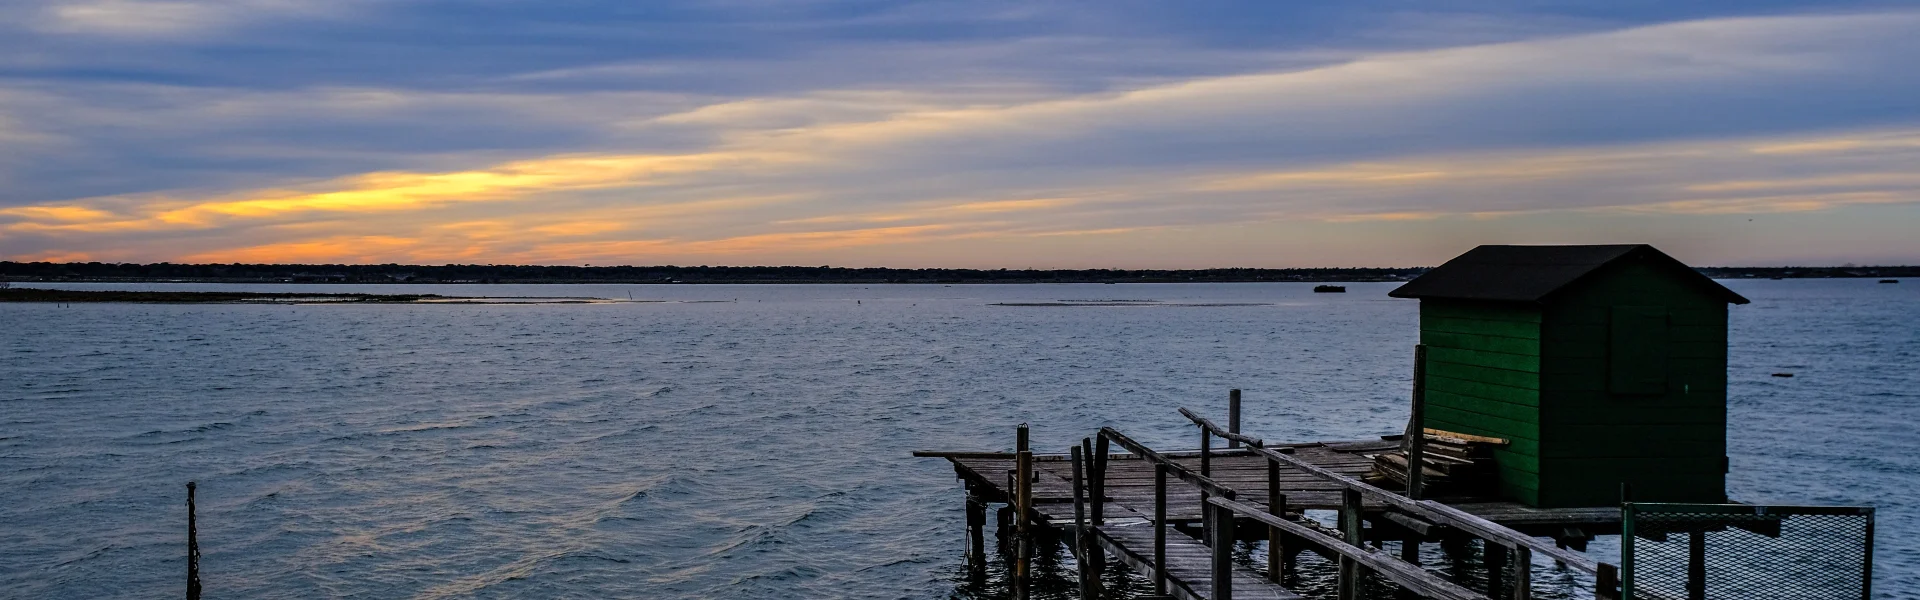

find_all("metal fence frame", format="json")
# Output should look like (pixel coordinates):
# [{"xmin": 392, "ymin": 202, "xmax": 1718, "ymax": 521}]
[{"xmin": 1621, "ymin": 502, "xmax": 1874, "ymax": 600}]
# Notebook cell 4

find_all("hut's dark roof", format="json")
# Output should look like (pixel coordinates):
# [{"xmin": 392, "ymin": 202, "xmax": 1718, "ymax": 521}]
[{"xmin": 1388, "ymin": 244, "xmax": 1749, "ymax": 304}]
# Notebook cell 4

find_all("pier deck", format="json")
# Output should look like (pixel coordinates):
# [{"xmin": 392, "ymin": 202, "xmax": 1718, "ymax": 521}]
[{"xmin": 935, "ymin": 440, "xmax": 1621, "ymax": 537}]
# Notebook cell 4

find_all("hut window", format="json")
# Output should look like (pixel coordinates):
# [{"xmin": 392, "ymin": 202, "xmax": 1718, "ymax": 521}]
[{"xmin": 1609, "ymin": 305, "xmax": 1670, "ymax": 394}]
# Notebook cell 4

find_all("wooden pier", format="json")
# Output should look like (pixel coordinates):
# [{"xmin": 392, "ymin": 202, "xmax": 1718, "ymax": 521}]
[{"xmin": 916, "ymin": 394, "xmax": 1624, "ymax": 600}]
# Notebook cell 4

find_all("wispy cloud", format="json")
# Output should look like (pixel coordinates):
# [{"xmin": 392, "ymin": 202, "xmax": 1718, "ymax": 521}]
[{"xmin": 2, "ymin": 7, "xmax": 1918, "ymax": 266}]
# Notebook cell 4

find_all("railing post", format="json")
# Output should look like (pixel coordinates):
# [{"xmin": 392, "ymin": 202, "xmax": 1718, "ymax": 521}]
[
  {"xmin": 1093, "ymin": 435, "xmax": 1109, "ymax": 526},
  {"xmin": 1228, "ymin": 389, "xmax": 1242, "ymax": 449},
  {"xmin": 1154, "ymin": 462, "xmax": 1169, "ymax": 597},
  {"xmin": 1015, "ymin": 425, "xmax": 1032, "ymax": 600},
  {"xmin": 1267, "ymin": 458, "xmax": 1288, "ymax": 583},
  {"xmin": 1408, "ymin": 344, "xmax": 1428, "ymax": 500},
  {"xmin": 1209, "ymin": 500, "xmax": 1235, "ymax": 600},
  {"xmin": 1071, "ymin": 445, "xmax": 1095, "ymax": 600},
  {"xmin": 1198, "ymin": 426, "xmax": 1212, "ymax": 546},
  {"xmin": 1338, "ymin": 488, "xmax": 1362, "ymax": 600},
  {"xmin": 1513, "ymin": 545, "xmax": 1533, "ymax": 600}
]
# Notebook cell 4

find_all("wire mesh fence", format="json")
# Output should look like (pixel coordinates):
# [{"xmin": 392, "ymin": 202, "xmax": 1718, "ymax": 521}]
[{"xmin": 1623, "ymin": 503, "xmax": 1873, "ymax": 600}]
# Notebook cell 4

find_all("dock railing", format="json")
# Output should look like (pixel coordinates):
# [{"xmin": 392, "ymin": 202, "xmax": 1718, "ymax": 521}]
[
  {"xmin": 1089, "ymin": 426, "xmax": 1240, "ymax": 598},
  {"xmin": 1178, "ymin": 401, "xmax": 1624, "ymax": 600}
]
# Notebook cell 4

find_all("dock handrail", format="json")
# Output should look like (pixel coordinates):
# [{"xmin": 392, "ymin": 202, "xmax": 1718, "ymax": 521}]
[
  {"xmin": 1246, "ymin": 444, "xmax": 1611, "ymax": 576},
  {"xmin": 1177, "ymin": 407, "xmax": 1264, "ymax": 449},
  {"xmin": 1211, "ymin": 496, "xmax": 1486, "ymax": 600},
  {"xmin": 1095, "ymin": 427, "xmax": 1238, "ymax": 500}
]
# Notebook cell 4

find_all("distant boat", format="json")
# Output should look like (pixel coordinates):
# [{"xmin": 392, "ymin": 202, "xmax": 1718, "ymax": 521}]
[
  {"xmin": 1881, "ymin": 279, "xmax": 1899, "ymax": 284},
  {"xmin": 1313, "ymin": 285, "xmax": 1346, "ymax": 293}
]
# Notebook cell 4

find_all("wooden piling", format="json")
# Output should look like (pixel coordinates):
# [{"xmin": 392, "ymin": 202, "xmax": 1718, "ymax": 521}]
[
  {"xmin": 1154, "ymin": 462, "xmax": 1169, "ymax": 597},
  {"xmin": 1228, "ymin": 389, "xmax": 1242, "ymax": 449},
  {"xmin": 1486, "ymin": 541, "xmax": 1508, "ymax": 599},
  {"xmin": 1266, "ymin": 459, "xmax": 1286, "ymax": 583},
  {"xmin": 1686, "ymin": 531, "xmax": 1705, "ymax": 600},
  {"xmin": 1092, "ymin": 435, "xmax": 1109, "ymax": 526},
  {"xmin": 965, "ymin": 494, "xmax": 987, "ymax": 573},
  {"xmin": 186, "ymin": 482, "xmax": 200, "ymax": 600},
  {"xmin": 1015, "ymin": 424, "xmax": 1032, "ymax": 600},
  {"xmin": 1071, "ymin": 445, "xmax": 1094, "ymax": 600},
  {"xmin": 1512, "ymin": 545, "xmax": 1533, "ymax": 600},
  {"xmin": 1208, "ymin": 500, "xmax": 1235, "ymax": 600},
  {"xmin": 1407, "ymin": 345, "xmax": 1428, "ymax": 500},
  {"xmin": 1338, "ymin": 488, "xmax": 1362, "ymax": 600}
]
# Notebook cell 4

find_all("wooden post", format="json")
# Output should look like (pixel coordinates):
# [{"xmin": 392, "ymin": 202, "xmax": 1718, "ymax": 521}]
[
  {"xmin": 965, "ymin": 494, "xmax": 987, "ymax": 573},
  {"xmin": 1198, "ymin": 426, "xmax": 1212, "ymax": 546},
  {"xmin": 1228, "ymin": 389, "xmax": 1243, "ymax": 449},
  {"xmin": 1487, "ymin": 542, "xmax": 1509, "ymax": 599},
  {"xmin": 1015, "ymin": 424, "xmax": 1032, "ymax": 600},
  {"xmin": 1154, "ymin": 463, "xmax": 1169, "ymax": 597},
  {"xmin": 1092, "ymin": 435, "xmax": 1109, "ymax": 526},
  {"xmin": 1199, "ymin": 425, "xmax": 1212, "ymax": 478},
  {"xmin": 1512, "ymin": 545, "xmax": 1533, "ymax": 600},
  {"xmin": 1338, "ymin": 488, "xmax": 1362, "ymax": 600},
  {"xmin": 1596, "ymin": 563, "xmax": 1620, "ymax": 600},
  {"xmin": 1075, "ymin": 436, "xmax": 1105, "ymax": 596},
  {"xmin": 1407, "ymin": 344, "xmax": 1428, "ymax": 500},
  {"xmin": 1209, "ymin": 501, "xmax": 1235, "ymax": 600},
  {"xmin": 1686, "ymin": 531, "xmax": 1705, "ymax": 600},
  {"xmin": 186, "ymin": 482, "xmax": 200, "ymax": 600},
  {"xmin": 1071, "ymin": 445, "xmax": 1094, "ymax": 600},
  {"xmin": 1266, "ymin": 459, "xmax": 1286, "ymax": 583}
]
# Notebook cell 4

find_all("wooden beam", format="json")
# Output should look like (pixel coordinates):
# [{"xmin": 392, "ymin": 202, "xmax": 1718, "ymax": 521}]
[{"xmin": 1212, "ymin": 497, "xmax": 1487, "ymax": 600}]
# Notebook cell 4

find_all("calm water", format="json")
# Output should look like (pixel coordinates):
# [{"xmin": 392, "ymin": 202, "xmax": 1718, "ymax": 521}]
[{"xmin": 2, "ymin": 281, "xmax": 1914, "ymax": 599}]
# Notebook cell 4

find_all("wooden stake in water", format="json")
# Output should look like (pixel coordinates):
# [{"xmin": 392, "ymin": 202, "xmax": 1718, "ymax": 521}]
[{"xmin": 186, "ymin": 482, "xmax": 201, "ymax": 600}]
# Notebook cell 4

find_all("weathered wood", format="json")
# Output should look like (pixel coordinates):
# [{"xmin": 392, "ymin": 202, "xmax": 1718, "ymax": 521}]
[
  {"xmin": 1686, "ymin": 531, "xmax": 1705, "ymax": 600},
  {"xmin": 1092, "ymin": 523, "xmax": 1302, "ymax": 600},
  {"xmin": 1267, "ymin": 459, "xmax": 1285, "ymax": 582},
  {"xmin": 1208, "ymin": 500, "xmax": 1235, "ymax": 599},
  {"xmin": 1098, "ymin": 428, "xmax": 1238, "ymax": 500},
  {"xmin": 1512, "ymin": 545, "xmax": 1532, "ymax": 600},
  {"xmin": 1339, "ymin": 489, "xmax": 1363, "ymax": 600},
  {"xmin": 1409, "ymin": 344, "xmax": 1429, "ymax": 500},
  {"xmin": 1156, "ymin": 463, "xmax": 1170, "ymax": 597},
  {"xmin": 1422, "ymin": 428, "xmax": 1512, "ymax": 447},
  {"xmin": 1214, "ymin": 498, "xmax": 1486, "ymax": 600},
  {"xmin": 1072, "ymin": 445, "xmax": 1094, "ymax": 600},
  {"xmin": 1248, "ymin": 446, "xmax": 1607, "ymax": 575},
  {"xmin": 966, "ymin": 494, "xmax": 987, "ymax": 572},
  {"xmin": 1229, "ymin": 389, "xmax": 1243, "ymax": 449},
  {"xmin": 186, "ymin": 481, "xmax": 200, "ymax": 600},
  {"xmin": 1180, "ymin": 407, "xmax": 1266, "ymax": 449}
]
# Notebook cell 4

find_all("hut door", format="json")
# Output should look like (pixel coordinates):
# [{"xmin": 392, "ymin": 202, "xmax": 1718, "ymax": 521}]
[{"xmin": 1609, "ymin": 305, "xmax": 1670, "ymax": 395}]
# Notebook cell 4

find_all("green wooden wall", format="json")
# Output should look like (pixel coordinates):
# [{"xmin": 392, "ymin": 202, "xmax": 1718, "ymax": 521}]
[
  {"xmin": 1417, "ymin": 261, "xmax": 1731, "ymax": 508},
  {"xmin": 1418, "ymin": 300, "xmax": 1546, "ymax": 505},
  {"xmin": 1537, "ymin": 262, "xmax": 1728, "ymax": 507}
]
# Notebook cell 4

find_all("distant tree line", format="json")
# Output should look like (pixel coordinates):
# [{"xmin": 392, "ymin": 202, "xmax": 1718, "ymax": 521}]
[{"xmin": 0, "ymin": 261, "xmax": 1912, "ymax": 284}]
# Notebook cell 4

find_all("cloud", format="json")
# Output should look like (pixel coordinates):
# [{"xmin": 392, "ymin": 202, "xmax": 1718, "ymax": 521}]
[{"xmin": 2, "ymin": 8, "xmax": 1919, "ymax": 266}]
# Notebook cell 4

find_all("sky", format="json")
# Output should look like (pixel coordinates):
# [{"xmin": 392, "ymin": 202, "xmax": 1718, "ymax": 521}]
[{"xmin": 2, "ymin": 1, "xmax": 1918, "ymax": 268}]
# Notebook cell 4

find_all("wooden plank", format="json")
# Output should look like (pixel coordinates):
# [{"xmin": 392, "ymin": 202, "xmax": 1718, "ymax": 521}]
[
  {"xmin": 1423, "ymin": 315, "xmax": 1542, "ymax": 339},
  {"xmin": 1092, "ymin": 523, "xmax": 1303, "ymax": 600}
]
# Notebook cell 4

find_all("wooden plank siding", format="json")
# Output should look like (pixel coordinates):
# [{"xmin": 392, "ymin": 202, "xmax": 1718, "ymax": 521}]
[
  {"xmin": 1537, "ymin": 262, "xmax": 1730, "ymax": 507},
  {"xmin": 1418, "ymin": 299, "xmax": 1545, "ymax": 505}
]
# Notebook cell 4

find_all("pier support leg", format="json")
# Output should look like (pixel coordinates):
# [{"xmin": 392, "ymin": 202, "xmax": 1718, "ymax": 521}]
[
  {"xmin": 1687, "ymin": 530, "xmax": 1706, "ymax": 600},
  {"xmin": 996, "ymin": 506, "xmax": 1014, "ymax": 554},
  {"xmin": 1486, "ymin": 541, "xmax": 1509, "ymax": 599},
  {"xmin": 966, "ymin": 495, "xmax": 987, "ymax": 573},
  {"xmin": 1394, "ymin": 538, "xmax": 1421, "ymax": 600}
]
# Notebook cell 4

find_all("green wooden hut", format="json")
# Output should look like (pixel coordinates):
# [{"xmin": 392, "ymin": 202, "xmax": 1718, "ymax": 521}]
[{"xmin": 1389, "ymin": 245, "xmax": 1749, "ymax": 508}]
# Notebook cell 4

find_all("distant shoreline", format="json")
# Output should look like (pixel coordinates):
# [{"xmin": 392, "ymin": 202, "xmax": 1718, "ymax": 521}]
[
  {"xmin": 2, "ymin": 262, "xmax": 1914, "ymax": 285},
  {"xmin": 0, "ymin": 288, "xmax": 633, "ymax": 304}
]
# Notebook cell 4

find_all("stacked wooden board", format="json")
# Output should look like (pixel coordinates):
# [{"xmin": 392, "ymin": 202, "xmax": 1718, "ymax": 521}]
[{"xmin": 1367, "ymin": 429, "xmax": 1507, "ymax": 497}]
